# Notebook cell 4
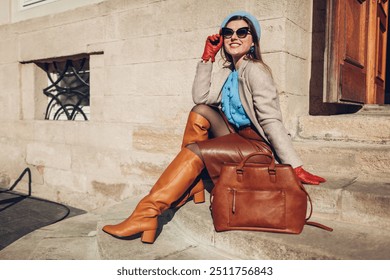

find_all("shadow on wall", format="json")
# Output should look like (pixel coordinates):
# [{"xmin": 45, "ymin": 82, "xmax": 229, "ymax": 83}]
[{"xmin": 309, "ymin": 0, "xmax": 362, "ymax": 115}]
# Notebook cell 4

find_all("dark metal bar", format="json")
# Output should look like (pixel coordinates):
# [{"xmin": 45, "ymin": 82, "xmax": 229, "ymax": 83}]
[
  {"xmin": 42, "ymin": 57, "xmax": 90, "ymax": 121},
  {"xmin": 9, "ymin": 168, "xmax": 32, "ymax": 197}
]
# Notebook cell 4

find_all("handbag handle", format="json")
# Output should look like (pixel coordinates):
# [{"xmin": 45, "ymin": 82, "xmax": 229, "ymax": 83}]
[{"xmin": 236, "ymin": 152, "xmax": 275, "ymax": 173}]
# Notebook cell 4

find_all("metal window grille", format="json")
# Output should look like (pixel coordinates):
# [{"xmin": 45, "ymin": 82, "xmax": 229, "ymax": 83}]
[{"xmin": 40, "ymin": 57, "xmax": 90, "ymax": 121}]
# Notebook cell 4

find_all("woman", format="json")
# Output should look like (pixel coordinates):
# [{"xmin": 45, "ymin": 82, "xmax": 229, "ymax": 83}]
[{"xmin": 102, "ymin": 11, "xmax": 325, "ymax": 243}]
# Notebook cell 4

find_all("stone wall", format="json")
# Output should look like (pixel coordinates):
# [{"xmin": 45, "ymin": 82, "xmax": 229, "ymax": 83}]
[{"xmin": 0, "ymin": 0, "xmax": 313, "ymax": 210}]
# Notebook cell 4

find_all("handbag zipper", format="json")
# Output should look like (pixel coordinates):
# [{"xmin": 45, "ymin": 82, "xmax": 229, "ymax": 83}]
[{"xmin": 232, "ymin": 189, "xmax": 236, "ymax": 214}]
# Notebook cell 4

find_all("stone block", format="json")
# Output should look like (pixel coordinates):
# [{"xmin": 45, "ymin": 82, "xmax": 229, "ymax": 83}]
[
  {"xmin": 0, "ymin": 63, "xmax": 20, "ymax": 120},
  {"xmin": 250, "ymin": 0, "xmax": 285, "ymax": 20},
  {"xmin": 91, "ymin": 180, "xmax": 127, "ymax": 201},
  {"xmin": 305, "ymin": 176, "xmax": 354, "ymax": 218},
  {"xmin": 19, "ymin": 17, "xmax": 105, "ymax": 62},
  {"xmin": 116, "ymin": 5, "xmax": 163, "ymax": 39},
  {"xmin": 12, "ymin": 0, "xmax": 102, "ymax": 32},
  {"xmin": 119, "ymin": 35, "xmax": 170, "ymax": 64},
  {"xmin": 20, "ymin": 63, "xmax": 48, "ymax": 120},
  {"xmin": 26, "ymin": 142, "xmax": 71, "ymax": 170},
  {"xmin": 90, "ymin": 53, "xmax": 105, "ymax": 69},
  {"xmin": 0, "ymin": 140, "xmax": 26, "ymax": 175},
  {"xmin": 0, "ymin": 0, "xmax": 10, "ymax": 25},
  {"xmin": 279, "ymin": 93, "xmax": 307, "ymax": 137},
  {"xmin": 98, "ymin": 0, "xmax": 128, "ymax": 15},
  {"xmin": 262, "ymin": 52, "xmax": 287, "ymax": 91},
  {"xmin": 102, "ymin": 94, "xmax": 191, "ymax": 126},
  {"xmin": 32, "ymin": 120, "xmax": 69, "ymax": 143},
  {"xmin": 89, "ymin": 96, "xmax": 105, "ymax": 121},
  {"xmin": 104, "ymin": 60, "xmax": 196, "ymax": 99},
  {"xmin": 261, "ymin": 17, "xmax": 310, "ymax": 59},
  {"xmin": 0, "ymin": 120, "xmax": 34, "ymax": 141},
  {"xmin": 20, "ymin": 63, "xmax": 36, "ymax": 120},
  {"xmin": 68, "ymin": 122, "xmax": 133, "ymax": 150},
  {"xmin": 167, "ymin": 31, "xmax": 209, "ymax": 61},
  {"xmin": 262, "ymin": 52, "xmax": 309, "ymax": 98},
  {"xmin": 101, "ymin": 95, "xmax": 152, "ymax": 123},
  {"xmin": 259, "ymin": 18, "xmax": 286, "ymax": 54},
  {"xmin": 341, "ymin": 180, "xmax": 390, "ymax": 229},
  {"xmin": 285, "ymin": 54, "xmax": 310, "ymax": 96},
  {"xmin": 285, "ymin": 0, "xmax": 312, "ymax": 30},
  {"xmin": 132, "ymin": 126, "xmax": 182, "ymax": 153},
  {"xmin": 90, "ymin": 66, "xmax": 105, "ymax": 97},
  {"xmin": 44, "ymin": 167, "xmax": 75, "ymax": 191},
  {"xmin": 298, "ymin": 115, "xmax": 390, "ymax": 144},
  {"xmin": 0, "ymin": 171, "xmax": 11, "ymax": 188},
  {"xmin": 130, "ymin": 61, "xmax": 196, "ymax": 97},
  {"xmin": 294, "ymin": 140, "xmax": 390, "ymax": 177},
  {"xmin": 285, "ymin": 19, "xmax": 311, "ymax": 60},
  {"xmin": 0, "ymin": 139, "xmax": 36, "ymax": 191},
  {"xmin": 104, "ymin": 65, "xmax": 137, "ymax": 95},
  {"xmin": 128, "ymin": 151, "xmax": 174, "ymax": 182},
  {"xmin": 70, "ymin": 145, "xmax": 130, "ymax": 179},
  {"xmin": 0, "ymin": 37, "xmax": 17, "ymax": 64}
]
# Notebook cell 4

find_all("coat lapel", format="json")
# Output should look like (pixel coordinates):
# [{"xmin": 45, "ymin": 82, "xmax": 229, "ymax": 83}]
[{"xmin": 209, "ymin": 66, "xmax": 231, "ymax": 104}]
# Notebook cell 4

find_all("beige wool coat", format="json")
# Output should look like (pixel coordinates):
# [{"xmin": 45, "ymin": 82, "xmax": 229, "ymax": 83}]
[{"xmin": 192, "ymin": 59, "xmax": 303, "ymax": 168}]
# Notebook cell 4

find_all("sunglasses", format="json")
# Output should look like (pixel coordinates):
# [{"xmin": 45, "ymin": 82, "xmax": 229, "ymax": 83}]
[{"xmin": 221, "ymin": 27, "xmax": 251, "ymax": 39}]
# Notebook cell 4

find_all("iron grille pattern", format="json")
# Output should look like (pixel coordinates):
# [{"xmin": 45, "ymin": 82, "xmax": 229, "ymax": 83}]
[{"xmin": 42, "ymin": 58, "xmax": 90, "ymax": 120}]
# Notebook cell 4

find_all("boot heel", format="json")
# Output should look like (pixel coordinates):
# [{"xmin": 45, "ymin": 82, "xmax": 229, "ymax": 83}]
[
  {"xmin": 193, "ymin": 190, "xmax": 205, "ymax": 204},
  {"xmin": 141, "ymin": 229, "xmax": 157, "ymax": 243}
]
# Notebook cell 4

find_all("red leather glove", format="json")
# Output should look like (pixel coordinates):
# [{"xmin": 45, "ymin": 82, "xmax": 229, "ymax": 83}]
[
  {"xmin": 294, "ymin": 166, "xmax": 326, "ymax": 185},
  {"xmin": 201, "ymin": 34, "xmax": 223, "ymax": 62}
]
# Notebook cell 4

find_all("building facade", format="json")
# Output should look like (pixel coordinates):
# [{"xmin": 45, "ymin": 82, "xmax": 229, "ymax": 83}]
[{"xmin": 0, "ymin": 0, "xmax": 389, "ymax": 211}]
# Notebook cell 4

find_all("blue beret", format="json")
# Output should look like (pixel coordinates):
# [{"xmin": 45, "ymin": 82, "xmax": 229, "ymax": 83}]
[{"xmin": 221, "ymin": 11, "xmax": 261, "ymax": 41}]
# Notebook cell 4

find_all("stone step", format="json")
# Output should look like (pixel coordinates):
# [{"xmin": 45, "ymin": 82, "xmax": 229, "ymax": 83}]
[
  {"xmin": 96, "ymin": 175, "xmax": 390, "ymax": 260},
  {"xmin": 2, "ymin": 175, "xmax": 390, "ymax": 260},
  {"xmin": 303, "ymin": 175, "xmax": 390, "ymax": 229},
  {"xmin": 173, "ymin": 197, "xmax": 390, "ymax": 260},
  {"xmin": 97, "ymin": 176, "xmax": 390, "ymax": 259},
  {"xmin": 297, "ymin": 114, "xmax": 390, "ymax": 144},
  {"xmin": 293, "ymin": 140, "xmax": 390, "ymax": 178}
]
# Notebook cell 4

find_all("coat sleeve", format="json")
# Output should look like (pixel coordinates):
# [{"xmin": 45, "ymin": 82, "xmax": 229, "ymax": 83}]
[
  {"xmin": 247, "ymin": 63, "xmax": 303, "ymax": 168},
  {"xmin": 192, "ymin": 61, "xmax": 214, "ymax": 104}
]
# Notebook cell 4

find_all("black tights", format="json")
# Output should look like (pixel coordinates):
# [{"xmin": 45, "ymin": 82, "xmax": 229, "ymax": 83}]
[{"xmin": 185, "ymin": 104, "xmax": 232, "ymax": 159}]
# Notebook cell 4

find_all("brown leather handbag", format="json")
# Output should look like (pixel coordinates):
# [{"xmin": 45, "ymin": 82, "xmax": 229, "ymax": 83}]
[{"xmin": 210, "ymin": 152, "xmax": 332, "ymax": 234}]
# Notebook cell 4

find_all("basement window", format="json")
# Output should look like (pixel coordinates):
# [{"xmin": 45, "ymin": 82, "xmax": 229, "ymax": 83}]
[{"xmin": 36, "ymin": 56, "xmax": 90, "ymax": 121}]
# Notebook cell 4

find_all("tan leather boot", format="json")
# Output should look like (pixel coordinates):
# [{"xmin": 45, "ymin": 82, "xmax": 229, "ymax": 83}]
[
  {"xmin": 102, "ymin": 148, "xmax": 204, "ymax": 243},
  {"xmin": 175, "ymin": 112, "xmax": 210, "ymax": 207},
  {"xmin": 181, "ymin": 111, "xmax": 210, "ymax": 148}
]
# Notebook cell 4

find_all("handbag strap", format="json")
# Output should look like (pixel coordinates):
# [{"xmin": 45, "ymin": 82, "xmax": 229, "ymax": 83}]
[
  {"xmin": 300, "ymin": 184, "xmax": 333, "ymax": 232},
  {"xmin": 236, "ymin": 152, "xmax": 275, "ymax": 172},
  {"xmin": 235, "ymin": 152, "xmax": 276, "ymax": 182}
]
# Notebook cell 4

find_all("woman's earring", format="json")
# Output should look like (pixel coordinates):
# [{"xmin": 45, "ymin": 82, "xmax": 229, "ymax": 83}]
[{"xmin": 250, "ymin": 46, "xmax": 255, "ymax": 54}]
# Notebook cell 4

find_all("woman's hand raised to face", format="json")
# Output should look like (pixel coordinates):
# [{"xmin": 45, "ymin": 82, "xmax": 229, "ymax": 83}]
[{"xmin": 201, "ymin": 34, "xmax": 223, "ymax": 62}]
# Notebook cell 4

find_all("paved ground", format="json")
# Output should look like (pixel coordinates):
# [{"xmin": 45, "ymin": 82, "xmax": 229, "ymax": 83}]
[{"xmin": 0, "ymin": 188, "xmax": 85, "ymax": 250}]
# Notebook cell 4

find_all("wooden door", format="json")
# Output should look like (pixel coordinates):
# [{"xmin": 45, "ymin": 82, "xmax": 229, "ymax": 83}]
[
  {"xmin": 368, "ymin": 0, "xmax": 389, "ymax": 104},
  {"xmin": 324, "ymin": 0, "xmax": 389, "ymax": 105}
]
